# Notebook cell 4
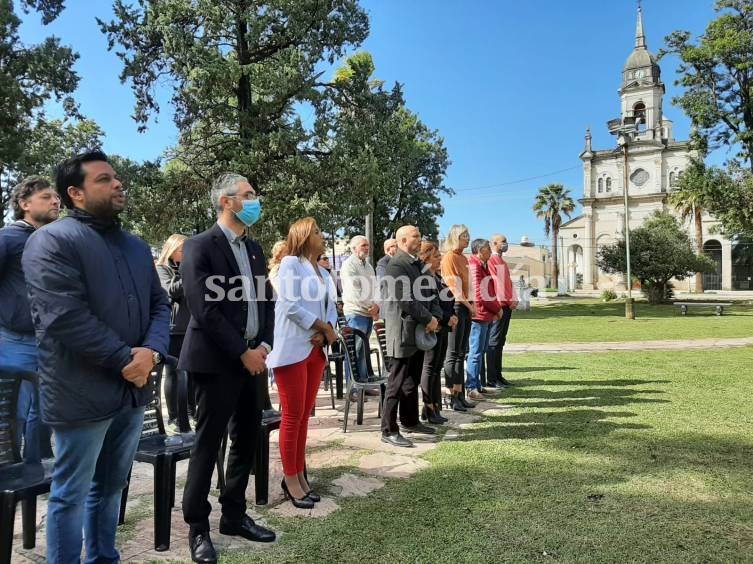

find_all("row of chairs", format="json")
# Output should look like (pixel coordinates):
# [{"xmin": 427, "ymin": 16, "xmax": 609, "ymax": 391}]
[
  {"xmin": 0, "ymin": 359, "xmax": 281, "ymax": 561},
  {"xmin": 0, "ymin": 323, "xmax": 390, "ymax": 561}
]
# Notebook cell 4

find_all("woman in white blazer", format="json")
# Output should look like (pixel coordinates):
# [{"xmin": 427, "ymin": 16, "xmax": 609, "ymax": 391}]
[{"xmin": 266, "ymin": 217, "xmax": 338, "ymax": 508}]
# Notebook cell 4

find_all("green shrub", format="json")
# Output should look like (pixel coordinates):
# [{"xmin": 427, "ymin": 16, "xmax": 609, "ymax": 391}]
[{"xmin": 601, "ymin": 289, "xmax": 617, "ymax": 302}]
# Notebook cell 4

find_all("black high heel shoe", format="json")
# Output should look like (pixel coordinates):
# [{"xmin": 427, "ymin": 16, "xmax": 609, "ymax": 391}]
[
  {"xmin": 304, "ymin": 489, "xmax": 321, "ymax": 502},
  {"xmin": 281, "ymin": 479, "xmax": 315, "ymax": 509}
]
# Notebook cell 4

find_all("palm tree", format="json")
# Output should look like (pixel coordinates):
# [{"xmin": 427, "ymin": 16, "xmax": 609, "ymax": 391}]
[
  {"xmin": 668, "ymin": 160, "xmax": 711, "ymax": 293},
  {"xmin": 533, "ymin": 183, "xmax": 576, "ymax": 289}
]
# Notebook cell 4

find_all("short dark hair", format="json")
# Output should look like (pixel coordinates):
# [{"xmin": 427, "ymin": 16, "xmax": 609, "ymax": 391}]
[
  {"xmin": 471, "ymin": 238, "xmax": 490, "ymax": 254},
  {"xmin": 54, "ymin": 150, "xmax": 109, "ymax": 208},
  {"xmin": 11, "ymin": 176, "xmax": 52, "ymax": 220}
]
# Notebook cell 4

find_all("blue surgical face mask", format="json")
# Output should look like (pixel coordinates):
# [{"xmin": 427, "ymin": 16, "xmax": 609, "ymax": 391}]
[
  {"xmin": 234, "ymin": 198, "xmax": 262, "ymax": 226},
  {"xmin": 500, "ymin": 242, "xmax": 509, "ymax": 253}
]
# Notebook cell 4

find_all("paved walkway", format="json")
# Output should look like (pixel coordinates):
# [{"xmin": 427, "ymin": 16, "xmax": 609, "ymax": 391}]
[
  {"xmin": 10, "ymin": 335, "xmax": 752, "ymax": 562},
  {"xmin": 506, "ymin": 336, "xmax": 753, "ymax": 353}
]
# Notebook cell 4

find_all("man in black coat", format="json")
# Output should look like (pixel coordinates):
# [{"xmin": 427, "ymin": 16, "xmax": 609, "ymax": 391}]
[
  {"xmin": 23, "ymin": 151, "xmax": 170, "ymax": 564},
  {"xmin": 380, "ymin": 225, "xmax": 442, "ymax": 447},
  {"xmin": 179, "ymin": 173, "xmax": 275, "ymax": 563}
]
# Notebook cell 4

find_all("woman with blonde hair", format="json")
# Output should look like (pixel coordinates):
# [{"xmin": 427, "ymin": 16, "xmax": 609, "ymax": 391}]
[
  {"xmin": 268, "ymin": 240, "xmax": 288, "ymax": 295},
  {"xmin": 156, "ymin": 233, "xmax": 194, "ymax": 431},
  {"xmin": 440, "ymin": 224, "xmax": 476, "ymax": 411},
  {"xmin": 267, "ymin": 217, "xmax": 338, "ymax": 508}
]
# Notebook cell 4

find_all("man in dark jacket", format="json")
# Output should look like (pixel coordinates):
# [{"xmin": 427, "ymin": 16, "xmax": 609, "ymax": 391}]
[
  {"xmin": 380, "ymin": 225, "xmax": 441, "ymax": 448},
  {"xmin": 0, "ymin": 176, "xmax": 59, "ymax": 463},
  {"xmin": 22, "ymin": 151, "xmax": 170, "ymax": 564},
  {"xmin": 179, "ymin": 173, "xmax": 275, "ymax": 564}
]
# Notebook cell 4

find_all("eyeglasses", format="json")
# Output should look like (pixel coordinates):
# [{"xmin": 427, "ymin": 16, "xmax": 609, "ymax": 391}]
[{"xmin": 228, "ymin": 193, "xmax": 263, "ymax": 202}]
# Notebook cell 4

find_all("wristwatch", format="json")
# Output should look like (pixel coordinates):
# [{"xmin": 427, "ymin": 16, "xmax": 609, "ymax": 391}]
[{"xmin": 151, "ymin": 350, "xmax": 163, "ymax": 366}]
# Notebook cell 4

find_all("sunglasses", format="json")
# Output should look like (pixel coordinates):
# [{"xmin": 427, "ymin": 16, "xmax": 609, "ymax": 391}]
[{"xmin": 318, "ymin": 256, "xmax": 330, "ymax": 261}]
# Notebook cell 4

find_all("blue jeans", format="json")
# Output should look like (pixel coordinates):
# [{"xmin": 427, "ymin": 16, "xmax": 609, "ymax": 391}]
[
  {"xmin": 465, "ymin": 321, "xmax": 491, "ymax": 392},
  {"xmin": 0, "ymin": 327, "xmax": 51, "ymax": 462},
  {"xmin": 345, "ymin": 314, "xmax": 373, "ymax": 384},
  {"xmin": 46, "ymin": 406, "xmax": 145, "ymax": 564}
]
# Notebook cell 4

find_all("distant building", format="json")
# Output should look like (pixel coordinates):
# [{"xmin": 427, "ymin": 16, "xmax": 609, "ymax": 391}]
[{"xmin": 560, "ymin": 6, "xmax": 739, "ymax": 291}]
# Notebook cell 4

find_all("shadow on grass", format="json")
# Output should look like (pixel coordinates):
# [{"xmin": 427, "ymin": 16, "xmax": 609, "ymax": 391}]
[
  {"xmin": 503, "ymin": 366, "xmax": 578, "ymax": 373},
  {"xmin": 501, "ymin": 387, "xmax": 665, "ymax": 400},
  {"xmin": 498, "ymin": 384, "xmax": 669, "ymax": 410},
  {"xmin": 460, "ymin": 407, "xmax": 651, "ymax": 442},
  {"xmin": 512, "ymin": 376, "xmax": 671, "ymax": 387}
]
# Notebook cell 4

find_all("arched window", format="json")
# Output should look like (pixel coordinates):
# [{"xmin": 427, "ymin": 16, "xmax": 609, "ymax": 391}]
[
  {"xmin": 669, "ymin": 171, "xmax": 675, "ymax": 186},
  {"xmin": 606, "ymin": 178, "xmax": 612, "ymax": 192},
  {"xmin": 597, "ymin": 178, "xmax": 603, "ymax": 193}
]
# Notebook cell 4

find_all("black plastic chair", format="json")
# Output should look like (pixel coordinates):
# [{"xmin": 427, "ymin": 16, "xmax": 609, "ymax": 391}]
[
  {"xmin": 372, "ymin": 319, "xmax": 392, "ymax": 377},
  {"xmin": 215, "ymin": 407, "xmax": 281, "ymax": 506},
  {"xmin": 215, "ymin": 369, "xmax": 280, "ymax": 505},
  {"xmin": 340, "ymin": 328, "xmax": 387, "ymax": 432},
  {"xmin": 0, "ymin": 369, "xmax": 53, "ymax": 564},
  {"xmin": 118, "ymin": 360, "xmax": 193, "ymax": 552}
]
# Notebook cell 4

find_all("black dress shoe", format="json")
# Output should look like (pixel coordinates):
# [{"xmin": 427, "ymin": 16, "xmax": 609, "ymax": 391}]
[
  {"xmin": 219, "ymin": 514, "xmax": 276, "ymax": 543},
  {"xmin": 381, "ymin": 432, "xmax": 413, "ymax": 447},
  {"xmin": 281, "ymin": 479, "xmax": 315, "ymax": 509},
  {"xmin": 499, "ymin": 377, "xmax": 513, "ymax": 386},
  {"xmin": 189, "ymin": 530, "xmax": 217, "ymax": 563}
]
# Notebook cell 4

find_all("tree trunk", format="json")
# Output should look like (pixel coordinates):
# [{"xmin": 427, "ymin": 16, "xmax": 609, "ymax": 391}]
[
  {"xmin": 694, "ymin": 208, "xmax": 704, "ymax": 293},
  {"xmin": 235, "ymin": 9, "xmax": 253, "ymax": 150},
  {"xmin": 551, "ymin": 228, "xmax": 559, "ymax": 290}
]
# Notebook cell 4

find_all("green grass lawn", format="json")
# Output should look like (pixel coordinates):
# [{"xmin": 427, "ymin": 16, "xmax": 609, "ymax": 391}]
[
  {"xmin": 219, "ymin": 348, "xmax": 753, "ymax": 564},
  {"xmin": 510, "ymin": 301, "xmax": 753, "ymax": 343}
]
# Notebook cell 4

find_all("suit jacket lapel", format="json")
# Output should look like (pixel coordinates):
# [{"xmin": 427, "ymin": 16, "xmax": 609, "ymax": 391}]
[{"xmin": 210, "ymin": 224, "xmax": 241, "ymax": 277}]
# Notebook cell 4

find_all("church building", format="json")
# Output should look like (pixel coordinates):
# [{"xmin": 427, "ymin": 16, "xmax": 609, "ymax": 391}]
[{"xmin": 559, "ymin": 6, "xmax": 735, "ymax": 292}]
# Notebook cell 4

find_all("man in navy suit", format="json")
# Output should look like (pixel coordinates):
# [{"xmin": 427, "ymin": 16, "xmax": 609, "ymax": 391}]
[{"xmin": 179, "ymin": 173, "xmax": 276, "ymax": 563}]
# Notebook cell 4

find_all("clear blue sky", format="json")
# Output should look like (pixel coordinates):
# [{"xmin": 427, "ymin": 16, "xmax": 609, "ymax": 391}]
[{"xmin": 19, "ymin": 0, "xmax": 718, "ymax": 247}]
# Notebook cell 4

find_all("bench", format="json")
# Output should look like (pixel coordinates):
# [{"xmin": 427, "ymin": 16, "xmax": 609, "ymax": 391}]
[{"xmin": 674, "ymin": 302, "xmax": 733, "ymax": 316}]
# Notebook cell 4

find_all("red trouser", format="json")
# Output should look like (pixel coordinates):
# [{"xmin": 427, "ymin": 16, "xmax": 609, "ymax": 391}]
[{"xmin": 274, "ymin": 347, "xmax": 326, "ymax": 476}]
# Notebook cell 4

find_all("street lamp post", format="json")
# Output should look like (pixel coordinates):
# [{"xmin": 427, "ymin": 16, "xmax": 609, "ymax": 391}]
[
  {"xmin": 608, "ymin": 116, "xmax": 639, "ymax": 319},
  {"xmin": 619, "ymin": 137, "xmax": 635, "ymax": 319}
]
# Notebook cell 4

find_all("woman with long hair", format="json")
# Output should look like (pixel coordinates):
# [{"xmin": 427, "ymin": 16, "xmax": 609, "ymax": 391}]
[
  {"xmin": 418, "ymin": 241, "xmax": 457, "ymax": 423},
  {"xmin": 266, "ymin": 217, "xmax": 338, "ymax": 508},
  {"xmin": 440, "ymin": 224, "xmax": 476, "ymax": 411},
  {"xmin": 156, "ymin": 233, "xmax": 195, "ymax": 431},
  {"xmin": 268, "ymin": 240, "xmax": 288, "ymax": 296}
]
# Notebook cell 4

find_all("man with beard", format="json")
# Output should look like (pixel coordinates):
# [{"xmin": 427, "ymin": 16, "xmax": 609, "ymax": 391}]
[
  {"xmin": 23, "ymin": 151, "xmax": 170, "ymax": 563},
  {"xmin": 179, "ymin": 173, "xmax": 276, "ymax": 564},
  {"xmin": 0, "ymin": 176, "xmax": 60, "ymax": 462}
]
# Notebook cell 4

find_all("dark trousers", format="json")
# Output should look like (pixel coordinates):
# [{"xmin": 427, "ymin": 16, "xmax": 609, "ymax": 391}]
[
  {"xmin": 421, "ymin": 328, "xmax": 448, "ymax": 406},
  {"xmin": 482, "ymin": 307, "xmax": 513, "ymax": 385},
  {"xmin": 381, "ymin": 351, "xmax": 424, "ymax": 434},
  {"xmin": 443, "ymin": 305, "xmax": 471, "ymax": 387},
  {"xmin": 182, "ymin": 370, "xmax": 263, "ymax": 533}
]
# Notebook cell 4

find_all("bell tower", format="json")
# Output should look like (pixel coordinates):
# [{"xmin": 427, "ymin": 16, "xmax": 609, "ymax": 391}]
[{"xmin": 619, "ymin": 3, "xmax": 666, "ymax": 141}]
